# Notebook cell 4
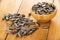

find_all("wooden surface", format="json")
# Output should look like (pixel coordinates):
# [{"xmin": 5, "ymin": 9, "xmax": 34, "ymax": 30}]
[{"xmin": 0, "ymin": 0, "xmax": 60, "ymax": 40}]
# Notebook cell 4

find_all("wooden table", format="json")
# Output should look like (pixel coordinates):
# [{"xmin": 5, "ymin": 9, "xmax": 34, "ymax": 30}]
[{"xmin": 0, "ymin": 0, "xmax": 60, "ymax": 40}]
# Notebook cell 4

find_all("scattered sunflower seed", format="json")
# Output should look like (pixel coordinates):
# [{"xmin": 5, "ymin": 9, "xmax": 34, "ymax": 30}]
[
  {"xmin": 16, "ymin": 32, "xmax": 21, "ymax": 37},
  {"xmin": 27, "ymin": 26, "xmax": 38, "ymax": 35},
  {"xmin": 43, "ymin": 25, "xmax": 49, "ymax": 29},
  {"xmin": 2, "ymin": 13, "xmax": 39, "ymax": 37},
  {"xmin": 28, "ymin": 13, "xmax": 31, "ymax": 17},
  {"xmin": 6, "ymin": 30, "xmax": 11, "ymax": 33}
]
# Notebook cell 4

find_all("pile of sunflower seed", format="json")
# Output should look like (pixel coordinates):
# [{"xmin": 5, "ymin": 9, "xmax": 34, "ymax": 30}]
[
  {"xmin": 32, "ymin": 2, "xmax": 55, "ymax": 15},
  {"xmin": 2, "ymin": 13, "xmax": 39, "ymax": 37}
]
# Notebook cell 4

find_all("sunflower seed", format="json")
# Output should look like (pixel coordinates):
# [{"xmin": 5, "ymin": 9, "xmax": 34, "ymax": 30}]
[
  {"xmin": 27, "ymin": 26, "xmax": 38, "ymax": 35},
  {"xmin": 2, "ymin": 16, "xmax": 6, "ymax": 20},
  {"xmin": 2, "ymin": 13, "xmax": 39, "ymax": 37},
  {"xmin": 28, "ymin": 13, "xmax": 31, "ymax": 17},
  {"xmin": 16, "ymin": 32, "xmax": 21, "ymax": 37},
  {"xmin": 32, "ymin": 2, "xmax": 55, "ymax": 15},
  {"xmin": 6, "ymin": 30, "xmax": 11, "ymax": 33},
  {"xmin": 22, "ymin": 14, "xmax": 25, "ymax": 17},
  {"xmin": 11, "ymin": 30, "xmax": 18, "ymax": 34},
  {"xmin": 43, "ymin": 25, "xmax": 49, "ymax": 29}
]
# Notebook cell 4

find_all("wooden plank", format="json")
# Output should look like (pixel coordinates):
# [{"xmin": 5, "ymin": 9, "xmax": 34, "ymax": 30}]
[
  {"xmin": 0, "ymin": 0, "xmax": 22, "ymax": 40},
  {"xmin": 0, "ymin": 0, "xmax": 22, "ymax": 13},
  {"xmin": 47, "ymin": 0, "xmax": 60, "ymax": 40},
  {"xmin": 14, "ymin": 0, "xmax": 52, "ymax": 40}
]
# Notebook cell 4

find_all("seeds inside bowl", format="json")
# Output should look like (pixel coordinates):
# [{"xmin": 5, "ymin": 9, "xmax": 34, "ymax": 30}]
[
  {"xmin": 32, "ymin": 2, "xmax": 55, "ymax": 15},
  {"xmin": 2, "ymin": 13, "xmax": 39, "ymax": 37}
]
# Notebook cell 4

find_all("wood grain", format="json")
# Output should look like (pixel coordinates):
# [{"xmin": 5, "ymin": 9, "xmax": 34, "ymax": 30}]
[{"xmin": 0, "ymin": 0, "xmax": 22, "ymax": 40}]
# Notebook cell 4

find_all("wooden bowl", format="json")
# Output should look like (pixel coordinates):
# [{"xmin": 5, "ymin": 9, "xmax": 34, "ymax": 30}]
[{"xmin": 31, "ymin": 5, "xmax": 57, "ymax": 23}]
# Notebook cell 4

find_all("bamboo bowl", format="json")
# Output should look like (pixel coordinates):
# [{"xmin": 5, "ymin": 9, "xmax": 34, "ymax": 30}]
[{"xmin": 31, "ymin": 5, "xmax": 57, "ymax": 23}]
